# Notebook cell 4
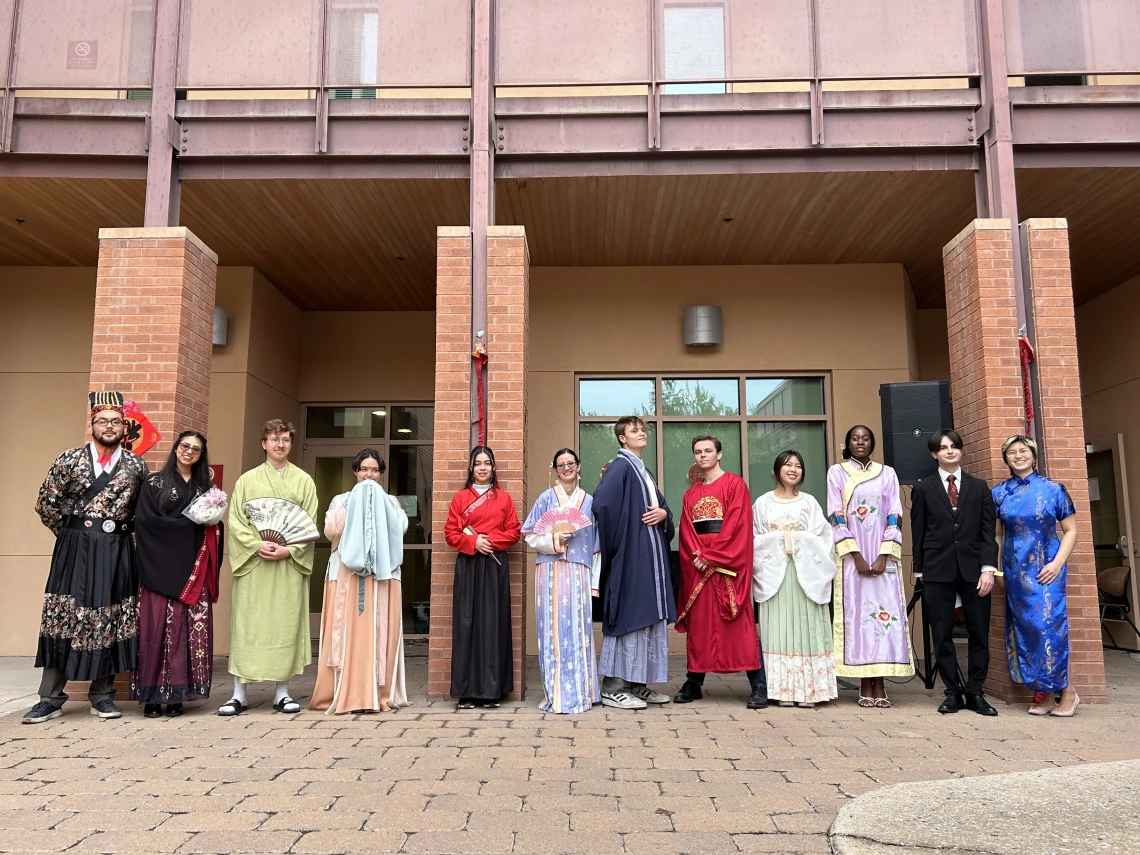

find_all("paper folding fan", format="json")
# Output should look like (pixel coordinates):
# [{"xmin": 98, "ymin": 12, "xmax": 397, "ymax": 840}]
[
  {"xmin": 532, "ymin": 507, "xmax": 593, "ymax": 537},
  {"xmin": 243, "ymin": 498, "xmax": 320, "ymax": 546}
]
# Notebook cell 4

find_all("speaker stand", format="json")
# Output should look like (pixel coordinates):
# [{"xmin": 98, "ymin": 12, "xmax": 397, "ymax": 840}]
[{"xmin": 906, "ymin": 583, "xmax": 938, "ymax": 690}]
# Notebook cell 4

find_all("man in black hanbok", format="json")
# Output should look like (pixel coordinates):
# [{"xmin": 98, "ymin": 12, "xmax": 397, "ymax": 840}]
[{"xmin": 23, "ymin": 392, "xmax": 149, "ymax": 724}]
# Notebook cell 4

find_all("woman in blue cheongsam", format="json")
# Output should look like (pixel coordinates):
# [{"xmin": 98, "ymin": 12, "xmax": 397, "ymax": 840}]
[{"xmin": 992, "ymin": 435, "xmax": 1080, "ymax": 717}]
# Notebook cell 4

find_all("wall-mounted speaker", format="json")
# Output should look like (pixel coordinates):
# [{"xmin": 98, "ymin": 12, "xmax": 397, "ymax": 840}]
[{"xmin": 879, "ymin": 381, "xmax": 953, "ymax": 485}]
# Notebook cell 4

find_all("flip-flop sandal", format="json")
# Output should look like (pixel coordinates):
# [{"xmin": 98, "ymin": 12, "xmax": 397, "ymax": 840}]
[
  {"xmin": 873, "ymin": 697, "xmax": 892, "ymax": 709},
  {"xmin": 858, "ymin": 696, "xmax": 876, "ymax": 708},
  {"xmin": 217, "ymin": 698, "xmax": 248, "ymax": 717},
  {"xmin": 273, "ymin": 697, "xmax": 300, "ymax": 713}
]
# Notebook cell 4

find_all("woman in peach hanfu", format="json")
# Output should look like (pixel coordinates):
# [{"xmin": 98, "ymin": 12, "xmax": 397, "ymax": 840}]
[{"xmin": 310, "ymin": 448, "xmax": 409, "ymax": 714}]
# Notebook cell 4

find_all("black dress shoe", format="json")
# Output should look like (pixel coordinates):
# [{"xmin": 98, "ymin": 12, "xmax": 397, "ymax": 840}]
[
  {"xmin": 673, "ymin": 680, "xmax": 703, "ymax": 704},
  {"xmin": 165, "ymin": 703, "xmax": 183, "ymax": 718},
  {"xmin": 937, "ymin": 692, "xmax": 964, "ymax": 715},
  {"xmin": 964, "ymin": 692, "xmax": 998, "ymax": 716},
  {"xmin": 143, "ymin": 704, "xmax": 163, "ymax": 719},
  {"xmin": 747, "ymin": 687, "xmax": 768, "ymax": 710}
]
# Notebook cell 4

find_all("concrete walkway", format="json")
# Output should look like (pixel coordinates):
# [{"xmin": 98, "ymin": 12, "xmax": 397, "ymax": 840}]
[{"xmin": 0, "ymin": 650, "xmax": 1139, "ymax": 854}]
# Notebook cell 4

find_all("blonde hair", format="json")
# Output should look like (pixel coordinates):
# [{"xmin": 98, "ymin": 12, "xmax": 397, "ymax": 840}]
[{"xmin": 1001, "ymin": 434, "xmax": 1038, "ymax": 469}]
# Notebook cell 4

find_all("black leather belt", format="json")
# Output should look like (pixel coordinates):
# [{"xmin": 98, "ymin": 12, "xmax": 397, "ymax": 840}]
[
  {"xmin": 693, "ymin": 519, "xmax": 723, "ymax": 535},
  {"xmin": 65, "ymin": 516, "xmax": 133, "ymax": 534}
]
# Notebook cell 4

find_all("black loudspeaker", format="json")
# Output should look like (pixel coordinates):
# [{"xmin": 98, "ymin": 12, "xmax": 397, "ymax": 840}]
[{"xmin": 879, "ymin": 382, "xmax": 953, "ymax": 486}]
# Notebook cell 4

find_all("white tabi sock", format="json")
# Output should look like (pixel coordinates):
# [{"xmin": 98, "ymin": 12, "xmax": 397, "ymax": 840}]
[
  {"xmin": 274, "ymin": 682, "xmax": 291, "ymax": 703},
  {"xmin": 231, "ymin": 679, "xmax": 247, "ymax": 705}
]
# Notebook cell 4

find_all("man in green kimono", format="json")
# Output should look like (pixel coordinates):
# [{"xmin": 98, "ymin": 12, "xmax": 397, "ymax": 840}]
[{"xmin": 218, "ymin": 419, "xmax": 318, "ymax": 716}]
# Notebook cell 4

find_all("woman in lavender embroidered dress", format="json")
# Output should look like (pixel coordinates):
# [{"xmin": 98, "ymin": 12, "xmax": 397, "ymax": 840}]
[
  {"xmin": 992, "ymin": 435, "xmax": 1080, "ymax": 717},
  {"xmin": 827, "ymin": 426, "xmax": 914, "ymax": 709},
  {"xmin": 522, "ymin": 448, "xmax": 601, "ymax": 714}
]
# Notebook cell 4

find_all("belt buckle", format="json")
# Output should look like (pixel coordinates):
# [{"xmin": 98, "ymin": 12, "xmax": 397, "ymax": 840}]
[{"xmin": 101, "ymin": 520, "xmax": 116, "ymax": 534}]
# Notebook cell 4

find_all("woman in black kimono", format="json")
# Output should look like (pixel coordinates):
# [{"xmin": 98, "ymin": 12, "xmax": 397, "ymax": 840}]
[{"xmin": 130, "ymin": 431, "xmax": 223, "ymax": 718}]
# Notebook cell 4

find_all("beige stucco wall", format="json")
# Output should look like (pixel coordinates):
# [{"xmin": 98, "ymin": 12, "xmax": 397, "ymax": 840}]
[
  {"xmin": 1077, "ymin": 273, "xmax": 1140, "ymax": 646},
  {"xmin": 915, "ymin": 309, "xmax": 951, "ymax": 381},
  {"xmin": 523, "ymin": 263, "xmax": 920, "ymax": 652}
]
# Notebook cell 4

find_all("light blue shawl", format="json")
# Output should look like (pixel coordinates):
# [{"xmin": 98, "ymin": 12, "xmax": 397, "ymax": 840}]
[{"xmin": 339, "ymin": 480, "xmax": 408, "ymax": 612}]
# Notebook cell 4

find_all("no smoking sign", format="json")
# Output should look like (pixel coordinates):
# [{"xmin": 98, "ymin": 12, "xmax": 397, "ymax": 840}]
[{"xmin": 66, "ymin": 40, "xmax": 98, "ymax": 70}]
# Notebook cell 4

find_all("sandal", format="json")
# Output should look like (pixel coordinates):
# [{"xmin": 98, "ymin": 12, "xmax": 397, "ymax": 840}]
[
  {"xmin": 273, "ymin": 697, "xmax": 300, "ymax": 713},
  {"xmin": 778, "ymin": 700, "xmax": 795, "ymax": 708},
  {"xmin": 858, "ymin": 696, "xmax": 876, "ymax": 708},
  {"xmin": 217, "ymin": 698, "xmax": 248, "ymax": 717},
  {"xmin": 873, "ymin": 696, "xmax": 891, "ymax": 709},
  {"xmin": 795, "ymin": 702, "xmax": 816, "ymax": 709}
]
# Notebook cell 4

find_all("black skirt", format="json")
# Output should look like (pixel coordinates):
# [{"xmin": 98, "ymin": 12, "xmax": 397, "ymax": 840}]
[
  {"xmin": 35, "ymin": 524, "xmax": 139, "ymax": 680},
  {"xmin": 450, "ymin": 550, "xmax": 513, "ymax": 700}
]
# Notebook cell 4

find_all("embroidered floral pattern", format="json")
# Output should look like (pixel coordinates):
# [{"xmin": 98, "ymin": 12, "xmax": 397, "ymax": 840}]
[
  {"xmin": 39, "ymin": 593, "xmax": 138, "ymax": 651},
  {"xmin": 35, "ymin": 445, "xmax": 148, "ymax": 533},
  {"xmin": 862, "ymin": 601, "xmax": 898, "ymax": 638}
]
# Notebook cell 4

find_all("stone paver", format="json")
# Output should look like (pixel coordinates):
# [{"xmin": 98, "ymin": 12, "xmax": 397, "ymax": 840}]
[{"xmin": 0, "ymin": 650, "xmax": 1137, "ymax": 854}]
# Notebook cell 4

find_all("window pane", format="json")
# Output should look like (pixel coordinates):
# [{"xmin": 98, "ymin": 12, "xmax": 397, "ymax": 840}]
[
  {"xmin": 306, "ymin": 406, "xmax": 386, "ymax": 438},
  {"xmin": 391, "ymin": 405, "xmax": 434, "ymax": 441},
  {"xmin": 661, "ymin": 378, "xmax": 739, "ymax": 416},
  {"xmin": 746, "ymin": 378, "xmax": 825, "ymax": 416},
  {"xmin": 747, "ymin": 422, "xmax": 828, "ymax": 508},
  {"xmin": 663, "ymin": 5, "xmax": 726, "ymax": 94},
  {"xmin": 402, "ymin": 549, "xmax": 431, "ymax": 632},
  {"xmin": 579, "ymin": 422, "xmax": 657, "ymax": 496},
  {"xmin": 579, "ymin": 379, "xmax": 656, "ymax": 417},
  {"xmin": 662, "ymin": 423, "xmax": 742, "ymax": 547},
  {"xmin": 390, "ymin": 445, "xmax": 432, "ymax": 545}
]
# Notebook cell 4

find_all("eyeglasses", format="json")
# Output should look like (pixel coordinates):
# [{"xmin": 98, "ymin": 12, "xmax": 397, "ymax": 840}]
[
  {"xmin": 555, "ymin": 462, "xmax": 579, "ymax": 471},
  {"xmin": 177, "ymin": 442, "xmax": 203, "ymax": 454},
  {"xmin": 93, "ymin": 418, "xmax": 124, "ymax": 427}
]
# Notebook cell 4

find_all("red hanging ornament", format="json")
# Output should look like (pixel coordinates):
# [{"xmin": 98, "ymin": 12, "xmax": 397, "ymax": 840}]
[
  {"xmin": 1018, "ymin": 335, "xmax": 1036, "ymax": 434},
  {"xmin": 472, "ymin": 343, "xmax": 489, "ymax": 446}
]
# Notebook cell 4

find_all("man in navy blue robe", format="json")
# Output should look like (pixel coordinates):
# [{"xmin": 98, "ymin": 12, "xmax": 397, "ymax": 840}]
[{"xmin": 592, "ymin": 416, "xmax": 676, "ymax": 710}]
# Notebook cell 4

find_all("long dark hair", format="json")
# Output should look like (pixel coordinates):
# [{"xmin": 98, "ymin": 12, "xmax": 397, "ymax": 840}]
[
  {"xmin": 156, "ymin": 430, "xmax": 212, "ymax": 513},
  {"xmin": 842, "ymin": 425, "xmax": 876, "ymax": 460},
  {"xmin": 772, "ymin": 450, "xmax": 806, "ymax": 487},
  {"xmin": 465, "ymin": 445, "xmax": 499, "ymax": 490}
]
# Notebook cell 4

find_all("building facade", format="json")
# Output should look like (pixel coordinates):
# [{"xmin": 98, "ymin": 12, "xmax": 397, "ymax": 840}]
[{"xmin": 3, "ymin": 0, "xmax": 1139, "ymax": 704}]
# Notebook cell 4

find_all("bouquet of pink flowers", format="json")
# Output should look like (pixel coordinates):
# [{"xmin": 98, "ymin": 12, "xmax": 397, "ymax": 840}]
[{"xmin": 183, "ymin": 487, "xmax": 229, "ymax": 526}]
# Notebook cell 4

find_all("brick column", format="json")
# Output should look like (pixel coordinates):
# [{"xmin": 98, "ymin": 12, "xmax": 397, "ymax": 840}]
[
  {"xmin": 486, "ymin": 226, "xmax": 530, "ymax": 701},
  {"xmin": 73, "ymin": 227, "xmax": 217, "ymax": 702},
  {"xmin": 90, "ymin": 227, "xmax": 218, "ymax": 467},
  {"xmin": 428, "ymin": 227, "xmax": 473, "ymax": 700},
  {"xmin": 942, "ymin": 219, "xmax": 1032, "ymax": 703},
  {"xmin": 1023, "ymin": 218, "xmax": 1107, "ymax": 703}
]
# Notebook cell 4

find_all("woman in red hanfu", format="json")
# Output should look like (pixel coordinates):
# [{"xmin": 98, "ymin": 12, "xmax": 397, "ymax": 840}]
[{"xmin": 444, "ymin": 446, "xmax": 521, "ymax": 708}]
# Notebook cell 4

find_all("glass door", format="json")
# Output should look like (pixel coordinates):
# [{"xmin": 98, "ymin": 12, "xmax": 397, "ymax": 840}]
[{"xmin": 300, "ymin": 404, "xmax": 434, "ymax": 639}]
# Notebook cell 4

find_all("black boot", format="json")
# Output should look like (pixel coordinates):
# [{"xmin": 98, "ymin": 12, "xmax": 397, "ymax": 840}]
[
  {"xmin": 747, "ymin": 686, "xmax": 768, "ymax": 710},
  {"xmin": 937, "ymin": 691, "xmax": 964, "ymax": 715},
  {"xmin": 673, "ymin": 680, "xmax": 703, "ymax": 704},
  {"xmin": 143, "ymin": 704, "xmax": 162, "ymax": 719}
]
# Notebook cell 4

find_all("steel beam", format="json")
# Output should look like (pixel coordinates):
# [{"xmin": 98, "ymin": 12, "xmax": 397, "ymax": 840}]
[
  {"xmin": 143, "ymin": 0, "xmax": 182, "ymax": 227},
  {"xmin": 0, "ymin": 155, "xmax": 146, "ymax": 178},
  {"xmin": 177, "ymin": 158, "xmax": 468, "ymax": 179},
  {"xmin": 469, "ymin": 0, "xmax": 493, "ymax": 445}
]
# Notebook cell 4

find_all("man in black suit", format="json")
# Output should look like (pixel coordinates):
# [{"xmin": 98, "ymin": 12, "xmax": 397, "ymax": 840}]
[{"xmin": 911, "ymin": 429, "xmax": 1000, "ymax": 716}]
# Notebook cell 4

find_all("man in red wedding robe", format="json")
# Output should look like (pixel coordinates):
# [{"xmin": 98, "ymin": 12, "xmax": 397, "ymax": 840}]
[{"xmin": 673, "ymin": 435, "xmax": 766, "ymax": 709}]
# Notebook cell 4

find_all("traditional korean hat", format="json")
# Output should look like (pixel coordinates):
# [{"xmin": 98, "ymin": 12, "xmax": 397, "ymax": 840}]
[{"xmin": 89, "ymin": 391, "xmax": 125, "ymax": 418}]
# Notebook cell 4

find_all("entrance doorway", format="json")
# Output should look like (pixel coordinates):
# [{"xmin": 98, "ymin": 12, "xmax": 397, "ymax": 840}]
[
  {"xmin": 1087, "ymin": 434, "xmax": 1138, "ymax": 648},
  {"xmin": 300, "ymin": 404, "xmax": 434, "ymax": 639}
]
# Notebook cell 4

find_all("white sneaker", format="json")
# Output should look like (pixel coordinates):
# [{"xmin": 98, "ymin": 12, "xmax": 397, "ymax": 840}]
[
  {"xmin": 630, "ymin": 686, "xmax": 671, "ymax": 704},
  {"xmin": 601, "ymin": 691, "xmax": 648, "ymax": 710}
]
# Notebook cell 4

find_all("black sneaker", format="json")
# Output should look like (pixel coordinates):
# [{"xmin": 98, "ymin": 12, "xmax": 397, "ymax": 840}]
[
  {"xmin": 673, "ymin": 680, "xmax": 703, "ymax": 704},
  {"xmin": 143, "ymin": 704, "xmax": 163, "ymax": 718},
  {"xmin": 165, "ymin": 703, "xmax": 184, "ymax": 718},
  {"xmin": 747, "ymin": 687, "xmax": 769, "ymax": 710},
  {"xmin": 89, "ymin": 699, "xmax": 122, "ymax": 719},
  {"xmin": 21, "ymin": 701, "xmax": 62, "ymax": 725}
]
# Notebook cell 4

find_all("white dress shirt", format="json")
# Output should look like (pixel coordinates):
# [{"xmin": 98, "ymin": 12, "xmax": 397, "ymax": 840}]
[{"xmin": 89, "ymin": 442, "xmax": 122, "ymax": 477}]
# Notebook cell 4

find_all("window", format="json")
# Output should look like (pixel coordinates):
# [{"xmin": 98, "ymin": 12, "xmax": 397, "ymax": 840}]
[
  {"xmin": 663, "ymin": 4, "xmax": 726, "ymax": 95},
  {"xmin": 329, "ymin": 2, "xmax": 379, "ymax": 99},
  {"xmin": 576, "ymin": 375, "xmax": 831, "ymax": 548}
]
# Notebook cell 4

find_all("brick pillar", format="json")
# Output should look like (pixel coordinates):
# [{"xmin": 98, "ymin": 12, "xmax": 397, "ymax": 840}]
[
  {"xmin": 90, "ymin": 227, "xmax": 219, "ymax": 466},
  {"xmin": 72, "ymin": 227, "xmax": 218, "ymax": 702},
  {"xmin": 1023, "ymin": 218, "xmax": 1107, "ymax": 703},
  {"xmin": 942, "ymin": 219, "xmax": 1032, "ymax": 703},
  {"xmin": 486, "ymin": 226, "xmax": 530, "ymax": 701},
  {"xmin": 428, "ymin": 227, "xmax": 473, "ymax": 700}
]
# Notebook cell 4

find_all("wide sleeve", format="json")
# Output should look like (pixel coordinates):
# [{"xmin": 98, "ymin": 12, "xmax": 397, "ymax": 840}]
[
  {"xmin": 444, "ymin": 491, "xmax": 477, "ymax": 555},
  {"xmin": 488, "ymin": 490, "xmax": 522, "ymax": 550},
  {"xmin": 789, "ymin": 495, "xmax": 838, "ymax": 605},
  {"xmin": 324, "ymin": 494, "xmax": 347, "ymax": 547},
  {"xmin": 826, "ymin": 465, "xmax": 858, "ymax": 558},
  {"xmin": 658, "ymin": 488, "xmax": 676, "ymax": 547},
  {"xmin": 522, "ymin": 491, "xmax": 558, "ymax": 554},
  {"xmin": 752, "ymin": 497, "xmax": 787, "ymax": 604},
  {"xmin": 34, "ymin": 452, "xmax": 71, "ymax": 534},
  {"xmin": 227, "ymin": 474, "xmax": 263, "ymax": 579},
  {"xmin": 880, "ymin": 467, "xmax": 904, "ymax": 562},
  {"xmin": 910, "ymin": 480, "xmax": 927, "ymax": 579},
  {"xmin": 591, "ymin": 461, "xmax": 626, "ymax": 563},
  {"xmin": 284, "ymin": 471, "xmax": 318, "ymax": 575},
  {"xmin": 689, "ymin": 478, "xmax": 753, "ymax": 576}
]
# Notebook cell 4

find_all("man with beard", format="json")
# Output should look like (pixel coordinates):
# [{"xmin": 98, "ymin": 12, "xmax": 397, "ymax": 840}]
[{"xmin": 23, "ymin": 392, "xmax": 149, "ymax": 723}]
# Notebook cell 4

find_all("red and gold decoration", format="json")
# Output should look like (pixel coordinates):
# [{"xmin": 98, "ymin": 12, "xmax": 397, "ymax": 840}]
[
  {"xmin": 121, "ymin": 401, "xmax": 161, "ymax": 456},
  {"xmin": 472, "ymin": 343, "xmax": 489, "ymax": 445}
]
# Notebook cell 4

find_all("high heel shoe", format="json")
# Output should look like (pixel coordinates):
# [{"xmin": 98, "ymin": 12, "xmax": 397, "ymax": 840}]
[
  {"xmin": 1050, "ymin": 694, "xmax": 1080, "ymax": 717},
  {"xmin": 1028, "ymin": 691, "xmax": 1055, "ymax": 715}
]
